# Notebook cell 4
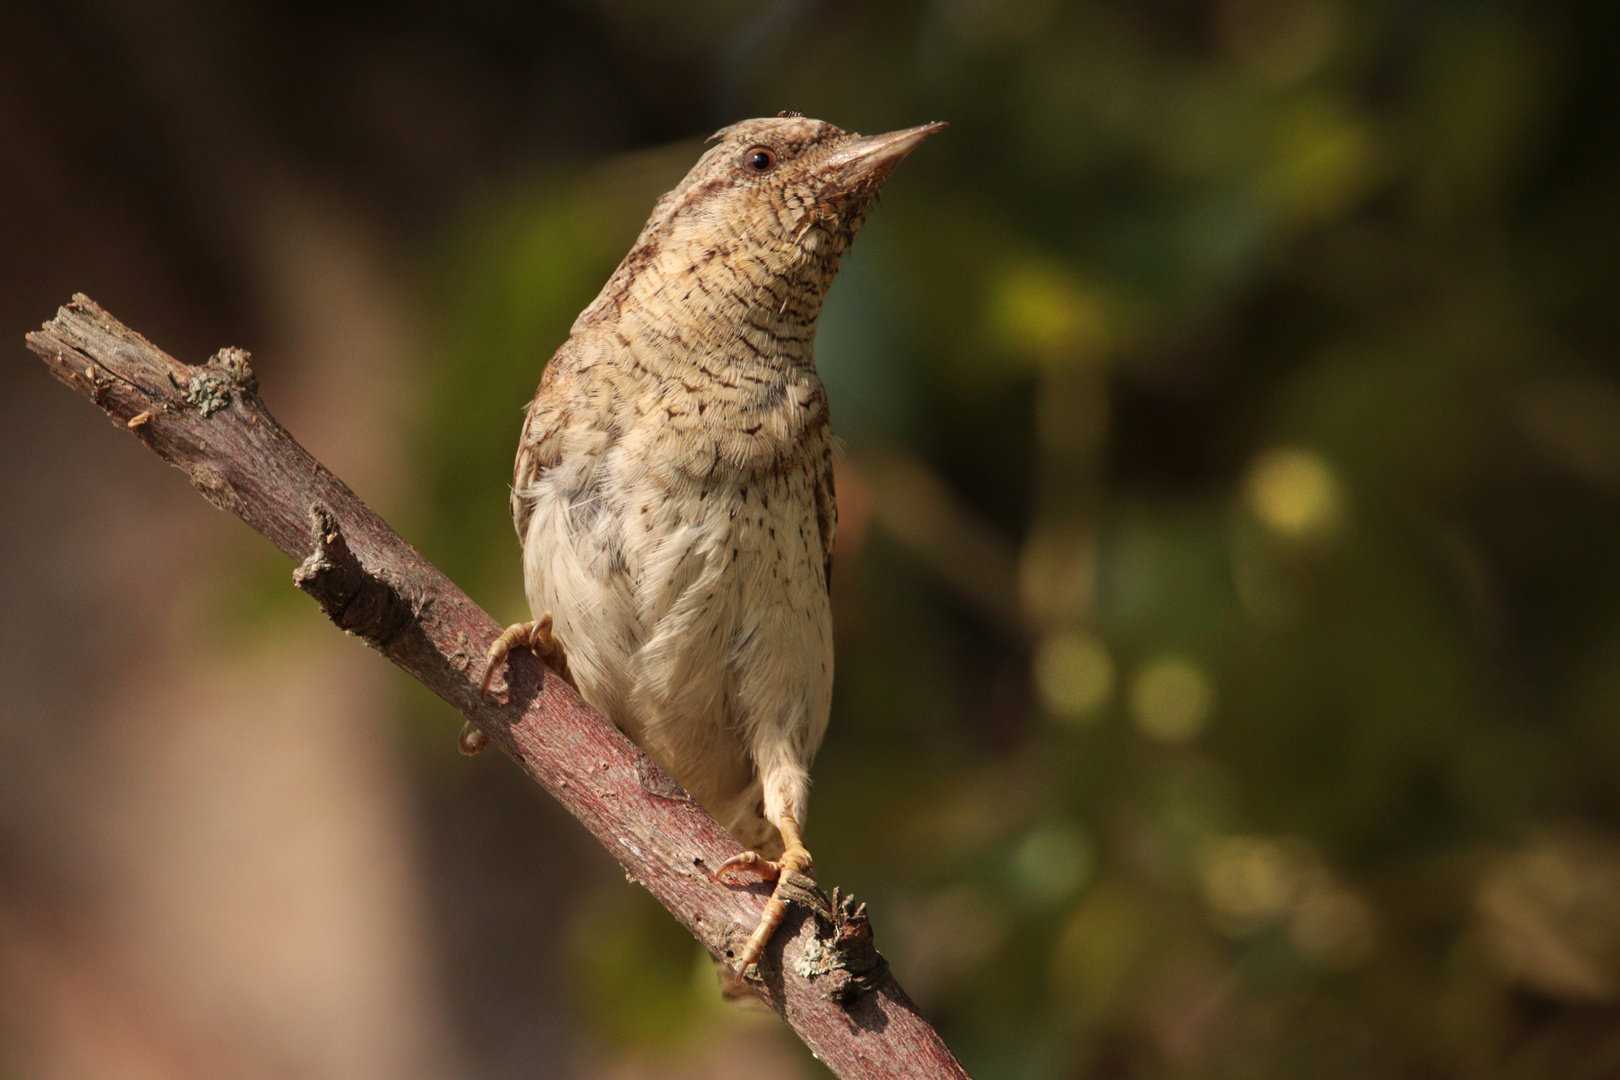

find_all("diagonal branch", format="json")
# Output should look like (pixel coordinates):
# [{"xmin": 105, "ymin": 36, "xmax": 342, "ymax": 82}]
[{"xmin": 26, "ymin": 295, "xmax": 970, "ymax": 1080}]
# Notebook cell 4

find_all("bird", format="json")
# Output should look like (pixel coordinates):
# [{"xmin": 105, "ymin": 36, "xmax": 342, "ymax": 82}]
[{"xmin": 477, "ymin": 112, "xmax": 944, "ymax": 975}]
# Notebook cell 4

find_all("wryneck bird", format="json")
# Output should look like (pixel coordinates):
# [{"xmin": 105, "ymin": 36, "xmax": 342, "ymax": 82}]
[{"xmin": 477, "ymin": 112, "xmax": 944, "ymax": 976}]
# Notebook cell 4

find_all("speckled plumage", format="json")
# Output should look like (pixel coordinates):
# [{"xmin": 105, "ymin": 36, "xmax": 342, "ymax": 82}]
[{"xmin": 503, "ymin": 116, "xmax": 941, "ymax": 959}]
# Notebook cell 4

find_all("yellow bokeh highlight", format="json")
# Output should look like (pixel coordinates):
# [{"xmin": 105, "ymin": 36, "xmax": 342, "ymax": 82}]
[
  {"xmin": 1035, "ymin": 633, "xmax": 1115, "ymax": 722},
  {"xmin": 1199, "ymin": 836, "xmax": 1302, "ymax": 928},
  {"xmin": 1263, "ymin": 96, "xmax": 1376, "ymax": 223},
  {"xmin": 1245, "ymin": 445, "xmax": 1344, "ymax": 539},
  {"xmin": 1129, "ymin": 654, "xmax": 1215, "ymax": 744},
  {"xmin": 987, "ymin": 259, "xmax": 1112, "ymax": 366},
  {"xmin": 1198, "ymin": 835, "xmax": 1378, "ymax": 964}
]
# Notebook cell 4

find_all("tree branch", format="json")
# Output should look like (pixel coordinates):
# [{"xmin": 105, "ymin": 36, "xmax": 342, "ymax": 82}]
[{"xmin": 26, "ymin": 295, "xmax": 970, "ymax": 1080}]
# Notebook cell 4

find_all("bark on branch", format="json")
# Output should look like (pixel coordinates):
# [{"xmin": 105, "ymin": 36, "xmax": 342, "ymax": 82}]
[{"xmin": 26, "ymin": 295, "xmax": 969, "ymax": 1080}]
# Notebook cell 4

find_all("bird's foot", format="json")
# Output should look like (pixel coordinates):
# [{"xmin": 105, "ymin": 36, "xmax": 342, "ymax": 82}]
[
  {"xmin": 717, "ymin": 837, "xmax": 815, "ymax": 975},
  {"xmin": 464, "ymin": 615, "xmax": 571, "ymax": 754},
  {"xmin": 458, "ymin": 721, "xmax": 490, "ymax": 756},
  {"xmin": 479, "ymin": 614, "xmax": 569, "ymax": 699},
  {"xmin": 715, "ymin": 848, "xmax": 792, "ymax": 884}
]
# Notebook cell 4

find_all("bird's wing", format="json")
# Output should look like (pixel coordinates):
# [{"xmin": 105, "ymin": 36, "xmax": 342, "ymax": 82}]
[
  {"xmin": 814, "ymin": 440, "xmax": 837, "ymax": 596},
  {"xmin": 510, "ymin": 381, "xmax": 564, "ymax": 541}
]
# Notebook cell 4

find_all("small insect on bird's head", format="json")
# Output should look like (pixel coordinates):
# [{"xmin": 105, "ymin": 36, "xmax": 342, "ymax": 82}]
[{"xmin": 647, "ymin": 113, "xmax": 946, "ymax": 308}]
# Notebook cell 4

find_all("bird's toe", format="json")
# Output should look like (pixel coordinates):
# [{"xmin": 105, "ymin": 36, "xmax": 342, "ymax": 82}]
[{"xmin": 716, "ymin": 849, "xmax": 781, "ymax": 885}]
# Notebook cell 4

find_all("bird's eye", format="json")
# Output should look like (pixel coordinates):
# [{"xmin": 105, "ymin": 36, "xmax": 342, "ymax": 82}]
[{"xmin": 743, "ymin": 147, "xmax": 777, "ymax": 173}]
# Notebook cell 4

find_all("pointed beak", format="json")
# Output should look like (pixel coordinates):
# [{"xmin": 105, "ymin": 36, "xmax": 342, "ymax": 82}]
[{"xmin": 815, "ymin": 121, "xmax": 947, "ymax": 196}]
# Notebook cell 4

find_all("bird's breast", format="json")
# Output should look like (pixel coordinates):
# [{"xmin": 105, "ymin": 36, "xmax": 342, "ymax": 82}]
[{"xmin": 620, "ymin": 360, "xmax": 829, "ymax": 482}]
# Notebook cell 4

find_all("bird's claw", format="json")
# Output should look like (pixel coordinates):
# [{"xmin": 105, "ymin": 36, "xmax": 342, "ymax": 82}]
[
  {"xmin": 478, "ymin": 613, "xmax": 568, "ymax": 703},
  {"xmin": 718, "ymin": 839, "xmax": 815, "ymax": 973},
  {"xmin": 715, "ymin": 849, "xmax": 781, "ymax": 884},
  {"xmin": 457, "ymin": 720, "xmax": 489, "ymax": 756},
  {"xmin": 466, "ymin": 616, "xmax": 572, "ymax": 754}
]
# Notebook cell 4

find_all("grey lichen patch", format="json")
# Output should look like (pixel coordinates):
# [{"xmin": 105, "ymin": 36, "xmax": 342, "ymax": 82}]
[
  {"xmin": 183, "ymin": 346, "xmax": 255, "ymax": 417},
  {"xmin": 738, "ymin": 873, "xmax": 888, "ymax": 1003},
  {"xmin": 793, "ymin": 928, "xmax": 842, "ymax": 979},
  {"xmin": 184, "ymin": 369, "xmax": 233, "ymax": 417},
  {"xmin": 789, "ymin": 886, "xmax": 888, "ymax": 1005},
  {"xmin": 207, "ymin": 345, "xmax": 256, "ymax": 385}
]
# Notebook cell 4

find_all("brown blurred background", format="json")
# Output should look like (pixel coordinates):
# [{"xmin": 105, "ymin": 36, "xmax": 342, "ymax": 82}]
[{"xmin": 4, "ymin": 1, "xmax": 1620, "ymax": 1078}]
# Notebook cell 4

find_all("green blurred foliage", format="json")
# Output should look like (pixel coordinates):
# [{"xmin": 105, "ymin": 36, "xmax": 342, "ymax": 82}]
[{"xmin": 413, "ymin": 0, "xmax": 1620, "ymax": 1075}]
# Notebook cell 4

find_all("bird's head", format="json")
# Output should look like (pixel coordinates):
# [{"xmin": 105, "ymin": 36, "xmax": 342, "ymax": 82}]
[
  {"xmin": 593, "ymin": 114, "xmax": 945, "ymax": 337},
  {"xmin": 691, "ymin": 112, "xmax": 946, "ymax": 250}
]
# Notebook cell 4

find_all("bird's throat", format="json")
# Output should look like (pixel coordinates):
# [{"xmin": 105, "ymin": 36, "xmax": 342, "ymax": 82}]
[{"xmin": 626, "ymin": 236, "xmax": 845, "ymax": 377}]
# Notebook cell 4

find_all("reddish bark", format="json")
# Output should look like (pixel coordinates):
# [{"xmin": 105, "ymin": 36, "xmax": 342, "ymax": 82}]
[{"xmin": 26, "ymin": 295, "xmax": 970, "ymax": 1080}]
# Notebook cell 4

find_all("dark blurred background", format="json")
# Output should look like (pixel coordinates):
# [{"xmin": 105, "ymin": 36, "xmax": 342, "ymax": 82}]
[{"xmin": 4, "ymin": 0, "xmax": 1620, "ymax": 1077}]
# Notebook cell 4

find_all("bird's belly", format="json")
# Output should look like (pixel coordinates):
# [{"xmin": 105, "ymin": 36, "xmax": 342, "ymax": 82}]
[{"xmin": 522, "ymin": 457, "xmax": 833, "ymax": 840}]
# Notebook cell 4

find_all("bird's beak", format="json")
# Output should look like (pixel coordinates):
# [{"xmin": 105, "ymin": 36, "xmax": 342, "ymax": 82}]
[{"xmin": 815, "ymin": 121, "xmax": 947, "ymax": 196}]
